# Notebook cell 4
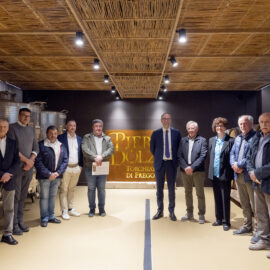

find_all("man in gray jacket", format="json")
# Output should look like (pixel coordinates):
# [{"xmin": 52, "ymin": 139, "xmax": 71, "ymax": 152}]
[
  {"xmin": 82, "ymin": 119, "xmax": 114, "ymax": 217},
  {"xmin": 7, "ymin": 108, "xmax": 39, "ymax": 235},
  {"xmin": 179, "ymin": 121, "xmax": 208, "ymax": 224}
]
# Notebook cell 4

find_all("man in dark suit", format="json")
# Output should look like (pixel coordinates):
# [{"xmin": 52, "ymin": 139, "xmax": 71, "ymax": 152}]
[
  {"xmin": 150, "ymin": 113, "xmax": 181, "ymax": 221},
  {"xmin": 179, "ymin": 121, "xmax": 208, "ymax": 224},
  {"xmin": 58, "ymin": 120, "xmax": 83, "ymax": 220},
  {"xmin": 0, "ymin": 118, "xmax": 20, "ymax": 245}
]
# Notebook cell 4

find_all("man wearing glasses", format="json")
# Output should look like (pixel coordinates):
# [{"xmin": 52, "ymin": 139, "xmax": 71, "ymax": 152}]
[
  {"xmin": 8, "ymin": 108, "xmax": 39, "ymax": 235},
  {"xmin": 150, "ymin": 113, "xmax": 181, "ymax": 221}
]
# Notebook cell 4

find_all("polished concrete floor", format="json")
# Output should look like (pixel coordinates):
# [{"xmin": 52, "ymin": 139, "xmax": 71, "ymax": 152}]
[{"xmin": 0, "ymin": 187, "xmax": 269, "ymax": 270}]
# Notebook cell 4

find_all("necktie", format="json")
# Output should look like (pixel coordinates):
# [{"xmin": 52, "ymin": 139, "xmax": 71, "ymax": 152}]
[{"xmin": 165, "ymin": 130, "xmax": 170, "ymax": 158}]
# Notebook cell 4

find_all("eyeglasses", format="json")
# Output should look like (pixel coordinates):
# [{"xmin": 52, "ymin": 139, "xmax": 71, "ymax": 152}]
[
  {"xmin": 216, "ymin": 124, "xmax": 224, "ymax": 128},
  {"xmin": 21, "ymin": 114, "xmax": 31, "ymax": 118}
]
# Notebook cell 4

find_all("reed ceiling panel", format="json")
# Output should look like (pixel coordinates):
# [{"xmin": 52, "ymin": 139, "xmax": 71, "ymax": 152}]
[
  {"xmin": 0, "ymin": 0, "xmax": 269, "ymax": 95},
  {"xmin": 67, "ymin": 0, "xmax": 182, "ymax": 97}
]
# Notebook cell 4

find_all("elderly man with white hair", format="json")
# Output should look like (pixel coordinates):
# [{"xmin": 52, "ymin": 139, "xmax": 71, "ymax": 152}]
[
  {"xmin": 179, "ymin": 121, "xmax": 208, "ymax": 224},
  {"xmin": 247, "ymin": 112, "xmax": 270, "ymax": 259},
  {"xmin": 230, "ymin": 115, "xmax": 257, "ymax": 240}
]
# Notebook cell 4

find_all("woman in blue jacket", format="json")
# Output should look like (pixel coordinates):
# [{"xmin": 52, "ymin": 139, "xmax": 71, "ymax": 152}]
[{"xmin": 35, "ymin": 126, "xmax": 68, "ymax": 227}]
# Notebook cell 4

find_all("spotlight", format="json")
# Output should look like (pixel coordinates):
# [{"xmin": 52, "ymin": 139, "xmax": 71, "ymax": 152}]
[
  {"xmin": 111, "ymin": 86, "xmax": 116, "ymax": 94},
  {"xmin": 164, "ymin": 75, "xmax": 170, "ymax": 84},
  {"xmin": 161, "ymin": 85, "xmax": 167, "ymax": 92},
  {"xmin": 75, "ymin": 31, "xmax": 84, "ymax": 46},
  {"xmin": 93, "ymin": 58, "xmax": 100, "ymax": 70},
  {"xmin": 116, "ymin": 96, "xmax": 120, "ymax": 100},
  {"xmin": 170, "ymin": 56, "xmax": 178, "ymax": 67},
  {"xmin": 104, "ymin": 75, "xmax": 109, "ymax": 83},
  {"xmin": 158, "ymin": 95, "xmax": 163, "ymax": 100},
  {"xmin": 177, "ymin": 28, "xmax": 187, "ymax": 43}
]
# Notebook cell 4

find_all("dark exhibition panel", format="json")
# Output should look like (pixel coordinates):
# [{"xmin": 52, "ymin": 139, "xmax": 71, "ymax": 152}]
[
  {"xmin": 23, "ymin": 90, "xmax": 261, "ymax": 139},
  {"xmin": 261, "ymin": 84, "xmax": 270, "ymax": 113},
  {"xmin": 24, "ymin": 90, "xmax": 262, "ymax": 186}
]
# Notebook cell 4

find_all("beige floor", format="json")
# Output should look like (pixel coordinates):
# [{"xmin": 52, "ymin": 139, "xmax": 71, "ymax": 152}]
[{"xmin": 0, "ymin": 187, "xmax": 269, "ymax": 270}]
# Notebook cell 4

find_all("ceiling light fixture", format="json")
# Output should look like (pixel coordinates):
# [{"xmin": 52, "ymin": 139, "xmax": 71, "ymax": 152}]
[
  {"xmin": 161, "ymin": 85, "xmax": 167, "ymax": 92},
  {"xmin": 75, "ymin": 31, "xmax": 84, "ymax": 46},
  {"xmin": 104, "ymin": 75, "xmax": 109, "ymax": 83},
  {"xmin": 111, "ymin": 86, "xmax": 116, "ymax": 94},
  {"xmin": 164, "ymin": 75, "xmax": 170, "ymax": 84},
  {"xmin": 93, "ymin": 58, "xmax": 100, "ymax": 70},
  {"xmin": 170, "ymin": 56, "xmax": 178, "ymax": 67},
  {"xmin": 177, "ymin": 28, "xmax": 187, "ymax": 43}
]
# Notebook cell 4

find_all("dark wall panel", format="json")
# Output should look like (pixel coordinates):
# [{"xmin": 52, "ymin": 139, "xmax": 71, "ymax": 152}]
[
  {"xmin": 261, "ymin": 85, "xmax": 270, "ymax": 113},
  {"xmin": 24, "ymin": 90, "xmax": 261, "ymax": 138},
  {"xmin": 23, "ymin": 90, "xmax": 261, "ymax": 186}
]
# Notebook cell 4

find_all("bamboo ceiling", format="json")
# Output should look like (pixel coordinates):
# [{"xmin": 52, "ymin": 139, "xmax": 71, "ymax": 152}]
[{"xmin": 0, "ymin": 0, "xmax": 269, "ymax": 98}]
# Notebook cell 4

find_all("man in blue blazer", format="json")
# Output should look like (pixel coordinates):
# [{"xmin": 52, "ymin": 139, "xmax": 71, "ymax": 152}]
[
  {"xmin": 150, "ymin": 113, "xmax": 181, "ymax": 221},
  {"xmin": 0, "ymin": 118, "xmax": 20, "ymax": 245},
  {"xmin": 57, "ymin": 120, "xmax": 83, "ymax": 220}
]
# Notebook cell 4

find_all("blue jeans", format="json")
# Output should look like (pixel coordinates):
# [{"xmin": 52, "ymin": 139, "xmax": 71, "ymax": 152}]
[
  {"xmin": 39, "ymin": 178, "xmax": 61, "ymax": 222},
  {"xmin": 84, "ymin": 167, "xmax": 107, "ymax": 210}
]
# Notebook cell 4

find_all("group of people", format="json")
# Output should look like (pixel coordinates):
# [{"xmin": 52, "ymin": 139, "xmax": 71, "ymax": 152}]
[
  {"xmin": 1, "ymin": 108, "xmax": 270, "ymax": 260},
  {"xmin": 0, "ymin": 108, "xmax": 113, "ymax": 245},
  {"xmin": 150, "ymin": 112, "xmax": 270, "ymax": 259}
]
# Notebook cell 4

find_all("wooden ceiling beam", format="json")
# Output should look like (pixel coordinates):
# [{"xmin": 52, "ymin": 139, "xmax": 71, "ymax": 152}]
[
  {"xmin": 83, "ymin": 18, "xmax": 176, "ymax": 22},
  {"xmin": 180, "ymin": 30, "xmax": 270, "ymax": 34},
  {"xmin": 157, "ymin": 0, "xmax": 185, "ymax": 98},
  {"xmin": 0, "ymin": 70, "xmax": 104, "ymax": 73},
  {"xmin": 0, "ymin": 31, "xmax": 75, "ymax": 35},
  {"xmin": 0, "ymin": 55, "xmax": 96, "ymax": 57}
]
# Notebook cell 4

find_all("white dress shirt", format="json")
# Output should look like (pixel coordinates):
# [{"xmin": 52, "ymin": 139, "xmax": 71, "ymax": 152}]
[
  {"xmin": 94, "ymin": 136, "xmax": 103, "ymax": 155},
  {"xmin": 0, "ymin": 136, "xmax": 7, "ymax": 157},
  {"xmin": 162, "ymin": 128, "xmax": 172, "ymax": 160},
  {"xmin": 67, "ymin": 133, "xmax": 79, "ymax": 165},
  {"xmin": 188, "ymin": 138, "xmax": 195, "ymax": 165}
]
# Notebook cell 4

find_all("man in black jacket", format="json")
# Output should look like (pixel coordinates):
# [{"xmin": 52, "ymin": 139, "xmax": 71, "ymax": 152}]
[
  {"xmin": 179, "ymin": 121, "xmax": 208, "ymax": 224},
  {"xmin": 0, "ymin": 118, "xmax": 20, "ymax": 245},
  {"xmin": 247, "ymin": 112, "xmax": 270, "ymax": 259}
]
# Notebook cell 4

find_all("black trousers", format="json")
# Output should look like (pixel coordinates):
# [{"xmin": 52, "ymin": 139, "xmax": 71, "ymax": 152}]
[
  {"xmin": 155, "ymin": 161, "xmax": 177, "ymax": 213},
  {"xmin": 212, "ymin": 178, "xmax": 231, "ymax": 225},
  {"xmin": 13, "ymin": 167, "xmax": 33, "ymax": 226}
]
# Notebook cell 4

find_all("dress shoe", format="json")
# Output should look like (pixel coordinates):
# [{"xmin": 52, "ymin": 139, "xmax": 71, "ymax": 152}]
[
  {"xmin": 169, "ymin": 212, "xmax": 177, "ymax": 221},
  {"xmin": 48, "ymin": 218, "xmax": 61, "ymax": 224},
  {"xmin": 13, "ymin": 224, "xmax": 23, "ymax": 235},
  {"xmin": 249, "ymin": 240, "xmax": 270, "ymax": 250},
  {"xmin": 212, "ymin": 221, "xmax": 222, "ymax": 226},
  {"xmin": 40, "ymin": 221, "xmax": 48, "ymax": 227},
  {"xmin": 223, "ymin": 224, "xmax": 231, "ymax": 231},
  {"xmin": 99, "ymin": 209, "xmax": 106, "ymax": 217},
  {"xmin": 267, "ymin": 251, "xmax": 270, "ymax": 259},
  {"xmin": 152, "ymin": 210, "xmax": 163, "ymax": 220},
  {"xmin": 233, "ymin": 227, "xmax": 252, "ymax": 235},
  {"xmin": 88, "ymin": 209, "xmax": 95, "ymax": 217},
  {"xmin": 1, "ymin": 235, "xmax": 18, "ymax": 245},
  {"xmin": 181, "ymin": 213, "xmax": 194, "ymax": 221},
  {"xmin": 19, "ymin": 223, "xmax": 29, "ymax": 232}
]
